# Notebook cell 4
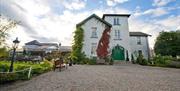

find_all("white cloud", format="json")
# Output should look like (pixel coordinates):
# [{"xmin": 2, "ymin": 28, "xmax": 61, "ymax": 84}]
[
  {"xmin": 107, "ymin": 0, "xmax": 128, "ymax": 6},
  {"xmin": 1, "ymin": 0, "xmax": 178, "ymax": 49},
  {"xmin": 153, "ymin": 0, "xmax": 176, "ymax": 7},
  {"xmin": 155, "ymin": 15, "xmax": 180, "ymax": 30},
  {"xmin": 134, "ymin": 7, "xmax": 169, "ymax": 17},
  {"xmin": 62, "ymin": 0, "xmax": 86, "ymax": 10}
]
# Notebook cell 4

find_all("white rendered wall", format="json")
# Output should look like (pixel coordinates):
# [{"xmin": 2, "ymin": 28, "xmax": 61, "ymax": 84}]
[
  {"xmin": 81, "ymin": 17, "xmax": 107, "ymax": 58},
  {"xmin": 104, "ymin": 16, "xmax": 131, "ymax": 60},
  {"xmin": 130, "ymin": 36, "xmax": 150, "ymax": 59}
]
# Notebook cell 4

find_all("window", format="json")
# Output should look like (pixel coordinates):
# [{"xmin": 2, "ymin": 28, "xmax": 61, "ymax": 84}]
[
  {"xmin": 113, "ymin": 18, "xmax": 120, "ymax": 25},
  {"xmin": 91, "ymin": 27, "xmax": 98, "ymax": 38},
  {"xmin": 137, "ymin": 37, "xmax": 141, "ymax": 45},
  {"xmin": 138, "ymin": 50, "xmax": 142, "ymax": 55},
  {"xmin": 91, "ymin": 43, "xmax": 97, "ymax": 55},
  {"xmin": 115, "ymin": 30, "xmax": 121, "ymax": 39}
]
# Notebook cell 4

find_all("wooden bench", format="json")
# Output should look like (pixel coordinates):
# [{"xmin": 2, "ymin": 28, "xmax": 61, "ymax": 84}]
[{"xmin": 53, "ymin": 59, "xmax": 67, "ymax": 71}]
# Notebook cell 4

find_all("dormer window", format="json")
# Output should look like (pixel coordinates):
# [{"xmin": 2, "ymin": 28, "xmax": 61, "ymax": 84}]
[
  {"xmin": 113, "ymin": 18, "xmax": 120, "ymax": 25},
  {"xmin": 91, "ymin": 27, "xmax": 98, "ymax": 38}
]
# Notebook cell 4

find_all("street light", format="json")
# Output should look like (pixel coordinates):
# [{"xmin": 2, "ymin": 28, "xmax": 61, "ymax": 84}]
[{"xmin": 9, "ymin": 37, "xmax": 20, "ymax": 72}]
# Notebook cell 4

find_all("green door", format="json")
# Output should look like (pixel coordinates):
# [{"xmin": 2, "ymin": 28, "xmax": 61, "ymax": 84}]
[{"xmin": 112, "ymin": 45, "xmax": 125, "ymax": 60}]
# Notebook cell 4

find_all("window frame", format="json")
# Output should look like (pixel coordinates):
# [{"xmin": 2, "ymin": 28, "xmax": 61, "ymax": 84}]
[
  {"xmin": 137, "ymin": 37, "xmax": 141, "ymax": 45},
  {"xmin": 91, "ymin": 27, "xmax": 98, "ymax": 38}
]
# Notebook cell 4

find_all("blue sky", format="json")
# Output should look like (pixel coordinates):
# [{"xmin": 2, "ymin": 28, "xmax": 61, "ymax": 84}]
[{"xmin": 0, "ymin": 0, "xmax": 180, "ymax": 48}]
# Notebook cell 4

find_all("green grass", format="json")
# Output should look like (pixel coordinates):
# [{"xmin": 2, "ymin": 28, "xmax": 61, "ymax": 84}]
[{"xmin": 0, "ymin": 60, "xmax": 53, "ymax": 83}]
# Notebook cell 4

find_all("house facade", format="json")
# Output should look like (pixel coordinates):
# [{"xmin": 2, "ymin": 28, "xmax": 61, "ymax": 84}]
[{"xmin": 77, "ymin": 14, "xmax": 151, "ymax": 61}]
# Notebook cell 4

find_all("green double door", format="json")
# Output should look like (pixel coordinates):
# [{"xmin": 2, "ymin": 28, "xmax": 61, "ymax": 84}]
[{"xmin": 111, "ymin": 45, "xmax": 125, "ymax": 60}]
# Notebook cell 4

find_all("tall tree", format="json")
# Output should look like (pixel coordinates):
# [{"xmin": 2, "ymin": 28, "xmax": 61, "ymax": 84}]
[
  {"xmin": 154, "ymin": 30, "xmax": 180, "ymax": 57},
  {"xmin": 71, "ymin": 26, "xmax": 84, "ymax": 63}
]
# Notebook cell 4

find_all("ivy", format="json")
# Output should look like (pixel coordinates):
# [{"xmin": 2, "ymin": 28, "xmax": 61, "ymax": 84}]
[
  {"xmin": 96, "ymin": 27, "xmax": 111, "ymax": 59},
  {"xmin": 71, "ymin": 26, "xmax": 84, "ymax": 63}
]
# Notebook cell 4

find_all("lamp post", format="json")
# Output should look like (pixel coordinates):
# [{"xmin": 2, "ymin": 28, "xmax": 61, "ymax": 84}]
[{"xmin": 9, "ymin": 37, "xmax": 20, "ymax": 72}]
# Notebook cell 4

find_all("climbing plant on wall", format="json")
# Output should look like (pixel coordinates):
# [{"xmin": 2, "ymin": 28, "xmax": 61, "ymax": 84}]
[
  {"xmin": 71, "ymin": 26, "xmax": 84, "ymax": 63},
  {"xmin": 96, "ymin": 26, "xmax": 111, "ymax": 59}
]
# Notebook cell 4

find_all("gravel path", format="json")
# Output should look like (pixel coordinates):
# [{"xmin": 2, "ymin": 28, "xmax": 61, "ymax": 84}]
[{"xmin": 1, "ymin": 64, "xmax": 180, "ymax": 91}]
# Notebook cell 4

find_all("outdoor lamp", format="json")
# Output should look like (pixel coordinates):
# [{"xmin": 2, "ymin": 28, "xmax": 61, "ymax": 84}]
[{"xmin": 9, "ymin": 37, "xmax": 20, "ymax": 72}]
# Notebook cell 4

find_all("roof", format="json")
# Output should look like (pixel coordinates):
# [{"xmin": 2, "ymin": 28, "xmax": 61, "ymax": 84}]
[
  {"xmin": 102, "ymin": 14, "xmax": 131, "ymax": 19},
  {"xmin": 25, "ymin": 40, "xmax": 58, "ymax": 47},
  {"xmin": 129, "ymin": 32, "xmax": 151, "ymax": 37},
  {"xmin": 59, "ymin": 46, "xmax": 72, "ymax": 52},
  {"xmin": 25, "ymin": 40, "xmax": 41, "ymax": 45},
  {"xmin": 77, "ymin": 14, "xmax": 112, "ymax": 27},
  {"xmin": 40, "ymin": 43, "xmax": 58, "ymax": 47}
]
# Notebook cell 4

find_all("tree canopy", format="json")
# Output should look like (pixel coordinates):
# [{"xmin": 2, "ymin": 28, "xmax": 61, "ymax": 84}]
[
  {"xmin": 154, "ymin": 30, "xmax": 180, "ymax": 57},
  {"xmin": 0, "ymin": 15, "xmax": 17, "ymax": 46}
]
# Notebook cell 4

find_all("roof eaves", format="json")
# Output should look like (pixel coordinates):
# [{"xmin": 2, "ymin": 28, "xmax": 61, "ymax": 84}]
[
  {"xmin": 102, "ymin": 14, "xmax": 131, "ymax": 19},
  {"xmin": 76, "ymin": 14, "xmax": 112, "ymax": 27}
]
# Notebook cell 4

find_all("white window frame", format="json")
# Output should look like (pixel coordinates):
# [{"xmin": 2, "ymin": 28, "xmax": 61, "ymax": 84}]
[
  {"xmin": 91, "ymin": 27, "xmax": 98, "ymax": 38},
  {"xmin": 137, "ymin": 37, "xmax": 141, "ymax": 45},
  {"xmin": 91, "ymin": 43, "xmax": 97, "ymax": 55}
]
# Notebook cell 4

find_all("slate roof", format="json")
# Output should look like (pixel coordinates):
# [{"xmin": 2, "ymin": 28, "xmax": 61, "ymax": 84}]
[
  {"xmin": 129, "ymin": 32, "xmax": 151, "ymax": 37},
  {"xmin": 25, "ymin": 40, "xmax": 58, "ymax": 47},
  {"xmin": 25, "ymin": 40, "xmax": 41, "ymax": 45},
  {"xmin": 102, "ymin": 14, "xmax": 131, "ymax": 19},
  {"xmin": 76, "ymin": 14, "xmax": 112, "ymax": 27}
]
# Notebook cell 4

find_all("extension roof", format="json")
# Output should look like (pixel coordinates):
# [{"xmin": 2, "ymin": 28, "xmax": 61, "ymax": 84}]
[
  {"xmin": 129, "ymin": 32, "xmax": 151, "ymax": 37},
  {"xmin": 76, "ymin": 14, "xmax": 112, "ymax": 27}
]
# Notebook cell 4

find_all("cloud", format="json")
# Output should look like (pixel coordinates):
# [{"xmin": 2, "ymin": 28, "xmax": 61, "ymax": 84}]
[
  {"xmin": 0, "ymin": 0, "xmax": 37, "ymax": 35},
  {"xmin": 152, "ymin": 0, "xmax": 176, "ymax": 7},
  {"xmin": 155, "ymin": 15, "xmax": 180, "ymax": 30},
  {"xmin": 134, "ymin": 7, "xmax": 169, "ymax": 17},
  {"xmin": 1, "ymin": 0, "xmax": 178, "ymax": 49},
  {"xmin": 62, "ymin": 0, "xmax": 86, "ymax": 10},
  {"xmin": 106, "ymin": 0, "xmax": 128, "ymax": 6}
]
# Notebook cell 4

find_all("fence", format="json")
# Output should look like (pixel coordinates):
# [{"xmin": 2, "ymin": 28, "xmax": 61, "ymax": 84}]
[{"xmin": 0, "ymin": 67, "xmax": 32, "ymax": 84}]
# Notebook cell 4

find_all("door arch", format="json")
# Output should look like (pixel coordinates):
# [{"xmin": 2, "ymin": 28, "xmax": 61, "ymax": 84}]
[{"xmin": 111, "ymin": 45, "xmax": 125, "ymax": 60}]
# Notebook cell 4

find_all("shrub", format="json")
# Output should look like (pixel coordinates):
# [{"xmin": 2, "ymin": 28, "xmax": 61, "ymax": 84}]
[
  {"xmin": 136, "ymin": 54, "xmax": 148, "ymax": 65},
  {"xmin": 152, "ymin": 55, "xmax": 172, "ymax": 66},
  {"xmin": 0, "ymin": 60, "xmax": 53, "ymax": 83},
  {"xmin": 0, "ymin": 64, "xmax": 9, "ymax": 72},
  {"xmin": 88, "ymin": 57, "xmax": 97, "ymax": 65}
]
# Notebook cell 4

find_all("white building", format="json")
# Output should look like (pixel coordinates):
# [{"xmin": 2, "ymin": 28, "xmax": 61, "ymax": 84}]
[{"xmin": 77, "ymin": 14, "xmax": 151, "ymax": 61}]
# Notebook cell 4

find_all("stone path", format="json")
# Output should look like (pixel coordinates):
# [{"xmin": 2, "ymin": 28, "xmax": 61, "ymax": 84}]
[{"xmin": 1, "ymin": 64, "xmax": 180, "ymax": 91}]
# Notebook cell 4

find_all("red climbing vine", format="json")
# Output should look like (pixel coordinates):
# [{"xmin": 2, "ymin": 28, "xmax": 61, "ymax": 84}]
[{"xmin": 96, "ymin": 27, "xmax": 111, "ymax": 58}]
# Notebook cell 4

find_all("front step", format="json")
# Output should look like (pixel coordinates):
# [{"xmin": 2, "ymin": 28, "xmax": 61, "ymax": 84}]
[{"xmin": 113, "ymin": 61, "xmax": 132, "ymax": 65}]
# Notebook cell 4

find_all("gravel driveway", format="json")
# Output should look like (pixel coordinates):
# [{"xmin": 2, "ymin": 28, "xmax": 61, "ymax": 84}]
[{"xmin": 1, "ymin": 64, "xmax": 180, "ymax": 91}]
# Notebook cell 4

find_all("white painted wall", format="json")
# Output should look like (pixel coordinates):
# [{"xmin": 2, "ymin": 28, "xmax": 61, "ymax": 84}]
[
  {"xmin": 104, "ymin": 16, "xmax": 131, "ymax": 60},
  {"xmin": 130, "ymin": 36, "xmax": 150, "ymax": 59},
  {"xmin": 81, "ymin": 17, "xmax": 107, "ymax": 58}
]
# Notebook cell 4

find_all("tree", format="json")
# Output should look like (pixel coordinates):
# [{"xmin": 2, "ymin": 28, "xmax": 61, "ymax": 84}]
[
  {"xmin": 154, "ymin": 30, "xmax": 180, "ymax": 57},
  {"xmin": 0, "ymin": 15, "xmax": 17, "ymax": 45},
  {"xmin": 71, "ymin": 26, "xmax": 84, "ymax": 63}
]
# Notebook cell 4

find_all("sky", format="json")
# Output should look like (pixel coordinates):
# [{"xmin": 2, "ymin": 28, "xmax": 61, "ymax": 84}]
[{"xmin": 0, "ymin": 0, "xmax": 180, "ymax": 49}]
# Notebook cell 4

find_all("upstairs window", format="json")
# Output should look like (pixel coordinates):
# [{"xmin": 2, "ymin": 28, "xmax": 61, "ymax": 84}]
[
  {"xmin": 91, "ymin": 27, "xmax": 98, "ymax": 38},
  {"xmin": 113, "ymin": 18, "xmax": 120, "ymax": 25},
  {"xmin": 91, "ymin": 43, "xmax": 97, "ymax": 55},
  {"xmin": 137, "ymin": 37, "xmax": 141, "ymax": 45},
  {"xmin": 115, "ymin": 30, "xmax": 121, "ymax": 39}
]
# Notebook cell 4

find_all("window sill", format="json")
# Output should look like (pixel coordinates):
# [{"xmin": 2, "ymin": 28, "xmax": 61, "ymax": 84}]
[
  {"xmin": 90, "ymin": 37, "xmax": 98, "ymax": 38},
  {"xmin": 114, "ymin": 38, "xmax": 122, "ymax": 40}
]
